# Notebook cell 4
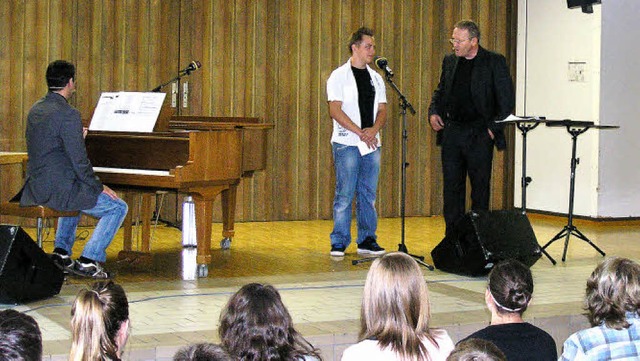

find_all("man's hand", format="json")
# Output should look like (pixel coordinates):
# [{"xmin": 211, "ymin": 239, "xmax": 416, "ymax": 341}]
[
  {"xmin": 360, "ymin": 128, "xmax": 378, "ymax": 149},
  {"xmin": 488, "ymin": 129, "xmax": 495, "ymax": 140},
  {"xmin": 429, "ymin": 114, "xmax": 444, "ymax": 131},
  {"xmin": 102, "ymin": 185, "xmax": 119, "ymax": 200}
]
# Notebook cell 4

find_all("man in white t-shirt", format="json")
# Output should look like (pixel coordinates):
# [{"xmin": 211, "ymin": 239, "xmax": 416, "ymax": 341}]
[{"xmin": 326, "ymin": 27, "xmax": 387, "ymax": 257}]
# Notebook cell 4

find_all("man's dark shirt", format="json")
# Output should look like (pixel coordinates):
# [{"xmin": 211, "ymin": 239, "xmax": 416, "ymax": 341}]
[
  {"xmin": 447, "ymin": 57, "xmax": 479, "ymax": 123},
  {"xmin": 352, "ymin": 66, "xmax": 375, "ymax": 129}
]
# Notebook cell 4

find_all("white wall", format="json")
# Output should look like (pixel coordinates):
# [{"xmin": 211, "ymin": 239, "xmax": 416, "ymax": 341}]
[
  {"xmin": 598, "ymin": 0, "xmax": 640, "ymax": 217},
  {"xmin": 516, "ymin": 0, "xmax": 602, "ymax": 217}
]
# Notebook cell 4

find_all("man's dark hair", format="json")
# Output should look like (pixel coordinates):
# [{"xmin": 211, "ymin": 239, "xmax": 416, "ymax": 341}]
[
  {"xmin": 46, "ymin": 60, "xmax": 75, "ymax": 90},
  {"xmin": 455, "ymin": 20, "xmax": 481, "ymax": 42},
  {"xmin": 348, "ymin": 27, "xmax": 375, "ymax": 54},
  {"xmin": 0, "ymin": 309, "xmax": 43, "ymax": 361}
]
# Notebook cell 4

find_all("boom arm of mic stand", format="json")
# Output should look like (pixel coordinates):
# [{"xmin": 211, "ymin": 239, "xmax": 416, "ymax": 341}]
[
  {"xmin": 150, "ymin": 70, "xmax": 196, "ymax": 92},
  {"xmin": 385, "ymin": 75, "xmax": 416, "ymax": 115}
]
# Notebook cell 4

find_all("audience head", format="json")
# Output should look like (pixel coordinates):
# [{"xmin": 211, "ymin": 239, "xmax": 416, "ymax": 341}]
[
  {"xmin": 69, "ymin": 281, "xmax": 130, "ymax": 361},
  {"xmin": 585, "ymin": 256, "xmax": 640, "ymax": 329},
  {"xmin": 173, "ymin": 343, "xmax": 232, "ymax": 361},
  {"xmin": 486, "ymin": 259, "xmax": 533, "ymax": 316},
  {"xmin": 0, "ymin": 309, "xmax": 42, "ymax": 361},
  {"xmin": 360, "ymin": 252, "xmax": 432, "ymax": 360},
  {"xmin": 218, "ymin": 283, "xmax": 320, "ymax": 361},
  {"xmin": 46, "ymin": 60, "xmax": 75, "ymax": 90},
  {"xmin": 446, "ymin": 338, "xmax": 506, "ymax": 361}
]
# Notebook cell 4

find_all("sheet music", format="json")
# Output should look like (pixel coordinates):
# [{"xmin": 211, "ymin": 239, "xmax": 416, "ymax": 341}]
[
  {"xmin": 497, "ymin": 114, "xmax": 540, "ymax": 123},
  {"xmin": 89, "ymin": 92, "xmax": 166, "ymax": 132}
]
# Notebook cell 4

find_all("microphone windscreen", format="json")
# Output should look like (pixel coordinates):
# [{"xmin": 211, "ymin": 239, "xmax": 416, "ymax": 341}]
[{"xmin": 374, "ymin": 56, "xmax": 388, "ymax": 69}]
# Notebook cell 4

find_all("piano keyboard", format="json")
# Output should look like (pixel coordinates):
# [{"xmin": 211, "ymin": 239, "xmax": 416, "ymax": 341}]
[{"xmin": 93, "ymin": 167, "xmax": 171, "ymax": 176}]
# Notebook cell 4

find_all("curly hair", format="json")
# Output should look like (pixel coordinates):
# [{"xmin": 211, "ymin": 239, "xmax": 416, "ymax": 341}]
[
  {"xmin": 360, "ymin": 252, "xmax": 437, "ymax": 360},
  {"xmin": 173, "ymin": 343, "xmax": 232, "ymax": 361},
  {"xmin": 585, "ymin": 257, "xmax": 640, "ymax": 329},
  {"xmin": 69, "ymin": 281, "xmax": 129, "ymax": 361},
  {"xmin": 0, "ymin": 309, "xmax": 42, "ymax": 361},
  {"xmin": 487, "ymin": 259, "xmax": 533, "ymax": 315},
  {"xmin": 218, "ymin": 283, "xmax": 321, "ymax": 361}
]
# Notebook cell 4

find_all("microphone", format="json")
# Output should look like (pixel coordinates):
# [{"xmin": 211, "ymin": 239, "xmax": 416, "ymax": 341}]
[
  {"xmin": 373, "ymin": 56, "xmax": 394, "ymax": 77},
  {"xmin": 181, "ymin": 60, "xmax": 202, "ymax": 74}
]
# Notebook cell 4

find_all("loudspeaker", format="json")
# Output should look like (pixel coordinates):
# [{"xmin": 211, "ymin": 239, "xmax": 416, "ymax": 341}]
[
  {"xmin": 0, "ymin": 225, "xmax": 64, "ymax": 304},
  {"xmin": 431, "ymin": 210, "xmax": 542, "ymax": 276}
]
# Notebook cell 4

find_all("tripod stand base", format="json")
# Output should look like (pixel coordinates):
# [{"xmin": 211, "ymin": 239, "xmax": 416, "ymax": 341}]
[
  {"xmin": 542, "ymin": 225, "xmax": 606, "ymax": 262},
  {"xmin": 351, "ymin": 244, "xmax": 434, "ymax": 270}
]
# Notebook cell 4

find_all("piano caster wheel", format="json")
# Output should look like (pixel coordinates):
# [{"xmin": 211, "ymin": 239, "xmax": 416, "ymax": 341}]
[
  {"xmin": 197, "ymin": 264, "xmax": 209, "ymax": 278},
  {"xmin": 220, "ymin": 237, "xmax": 231, "ymax": 250}
]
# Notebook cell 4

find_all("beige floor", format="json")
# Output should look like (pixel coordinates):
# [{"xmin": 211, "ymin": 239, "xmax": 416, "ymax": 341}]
[{"xmin": 2, "ymin": 213, "xmax": 639, "ymax": 360}]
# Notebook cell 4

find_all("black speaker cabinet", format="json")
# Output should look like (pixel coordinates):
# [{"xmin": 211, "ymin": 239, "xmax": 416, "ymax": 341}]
[
  {"xmin": 0, "ymin": 225, "xmax": 64, "ymax": 304},
  {"xmin": 431, "ymin": 210, "xmax": 542, "ymax": 276}
]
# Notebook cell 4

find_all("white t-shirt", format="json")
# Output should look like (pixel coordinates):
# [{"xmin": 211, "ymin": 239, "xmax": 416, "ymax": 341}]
[
  {"xmin": 341, "ymin": 329, "xmax": 454, "ymax": 361},
  {"xmin": 326, "ymin": 58, "xmax": 387, "ymax": 146}
]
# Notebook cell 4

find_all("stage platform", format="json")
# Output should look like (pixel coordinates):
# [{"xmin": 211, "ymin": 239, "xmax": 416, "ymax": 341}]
[{"xmin": 2, "ymin": 213, "xmax": 639, "ymax": 360}]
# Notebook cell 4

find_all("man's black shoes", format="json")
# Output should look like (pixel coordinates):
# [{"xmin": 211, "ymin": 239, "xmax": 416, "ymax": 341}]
[{"xmin": 357, "ymin": 237, "xmax": 386, "ymax": 256}]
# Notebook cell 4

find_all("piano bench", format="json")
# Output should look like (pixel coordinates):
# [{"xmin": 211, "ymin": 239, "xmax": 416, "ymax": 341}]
[{"xmin": 0, "ymin": 202, "xmax": 79, "ymax": 248}]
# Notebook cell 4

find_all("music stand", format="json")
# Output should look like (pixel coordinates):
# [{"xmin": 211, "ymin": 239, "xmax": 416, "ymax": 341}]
[
  {"xmin": 352, "ymin": 71, "xmax": 433, "ymax": 270},
  {"xmin": 542, "ymin": 120, "xmax": 619, "ymax": 262},
  {"xmin": 498, "ymin": 116, "xmax": 556, "ymax": 265}
]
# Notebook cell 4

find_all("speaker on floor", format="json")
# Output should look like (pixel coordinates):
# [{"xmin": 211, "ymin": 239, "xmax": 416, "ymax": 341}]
[
  {"xmin": 0, "ymin": 225, "xmax": 64, "ymax": 304},
  {"xmin": 431, "ymin": 210, "xmax": 542, "ymax": 276}
]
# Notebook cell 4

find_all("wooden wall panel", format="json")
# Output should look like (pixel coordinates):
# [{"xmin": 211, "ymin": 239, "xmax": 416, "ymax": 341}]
[{"xmin": 1, "ymin": 0, "xmax": 516, "ymax": 225}]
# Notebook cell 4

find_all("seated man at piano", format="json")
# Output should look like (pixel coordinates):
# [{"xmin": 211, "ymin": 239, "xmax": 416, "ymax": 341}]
[{"xmin": 19, "ymin": 60, "xmax": 128, "ymax": 279}]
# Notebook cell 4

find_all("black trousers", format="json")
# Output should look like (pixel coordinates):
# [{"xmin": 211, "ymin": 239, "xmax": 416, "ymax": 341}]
[{"xmin": 441, "ymin": 123, "xmax": 494, "ymax": 234}]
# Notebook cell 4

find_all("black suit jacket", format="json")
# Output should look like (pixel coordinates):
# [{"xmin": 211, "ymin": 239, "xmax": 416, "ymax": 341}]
[
  {"xmin": 428, "ymin": 46, "xmax": 514, "ymax": 150},
  {"xmin": 20, "ymin": 92, "xmax": 102, "ymax": 211}
]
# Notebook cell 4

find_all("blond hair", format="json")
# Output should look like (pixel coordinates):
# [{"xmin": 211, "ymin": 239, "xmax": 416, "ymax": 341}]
[
  {"xmin": 69, "ymin": 281, "xmax": 129, "ymax": 361},
  {"xmin": 360, "ymin": 252, "xmax": 436, "ymax": 360}
]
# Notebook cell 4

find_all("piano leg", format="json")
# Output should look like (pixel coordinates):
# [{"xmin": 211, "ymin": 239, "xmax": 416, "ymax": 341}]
[
  {"xmin": 191, "ymin": 186, "xmax": 227, "ymax": 277},
  {"xmin": 117, "ymin": 190, "xmax": 153, "ymax": 267},
  {"xmin": 220, "ymin": 182, "xmax": 239, "ymax": 250}
]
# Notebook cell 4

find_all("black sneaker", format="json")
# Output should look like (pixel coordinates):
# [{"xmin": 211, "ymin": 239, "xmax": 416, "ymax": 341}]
[
  {"xmin": 357, "ymin": 237, "xmax": 385, "ymax": 255},
  {"xmin": 50, "ymin": 252, "xmax": 75, "ymax": 273},
  {"xmin": 330, "ymin": 245, "xmax": 346, "ymax": 257},
  {"xmin": 71, "ymin": 261, "xmax": 112, "ymax": 279}
]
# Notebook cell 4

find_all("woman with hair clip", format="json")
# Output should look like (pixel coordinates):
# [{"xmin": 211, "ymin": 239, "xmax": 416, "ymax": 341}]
[
  {"xmin": 218, "ymin": 283, "xmax": 321, "ymax": 361},
  {"xmin": 460, "ymin": 259, "xmax": 556, "ymax": 360},
  {"xmin": 69, "ymin": 281, "xmax": 130, "ymax": 361},
  {"xmin": 342, "ymin": 252, "xmax": 454, "ymax": 361}
]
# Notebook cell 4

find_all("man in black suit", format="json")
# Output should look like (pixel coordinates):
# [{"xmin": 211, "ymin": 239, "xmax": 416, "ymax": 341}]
[
  {"xmin": 20, "ymin": 60, "xmax": 128, "ymax": 279},
  {"xmin": 428, "ymin": 20, "xmax": 514, "ymax": 235}
]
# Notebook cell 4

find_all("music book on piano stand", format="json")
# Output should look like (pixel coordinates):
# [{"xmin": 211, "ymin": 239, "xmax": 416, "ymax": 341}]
[{"xmin": 89, "ymin": 92, "xmax": 166, "ymax": 132}]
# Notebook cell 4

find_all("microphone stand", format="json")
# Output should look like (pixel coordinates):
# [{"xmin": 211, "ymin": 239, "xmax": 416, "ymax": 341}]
[
  {"xmin": 150, "ymin": 67, "xmax": 198, "ymax": 92},
  {"xmin": 352, "ymin": 72, "xmax": 434, "ymax": 270}
]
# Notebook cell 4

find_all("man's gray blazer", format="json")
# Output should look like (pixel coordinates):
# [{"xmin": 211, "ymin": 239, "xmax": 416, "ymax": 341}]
[{"xmin": 20, "ymin": 92, "xmax": 102, "ymax": 211}]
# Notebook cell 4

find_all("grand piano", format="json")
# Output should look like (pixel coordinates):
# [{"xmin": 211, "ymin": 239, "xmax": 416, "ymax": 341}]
[{"xmin": 85, "ymin": 115, "xmax": 272, "ymax": 277}]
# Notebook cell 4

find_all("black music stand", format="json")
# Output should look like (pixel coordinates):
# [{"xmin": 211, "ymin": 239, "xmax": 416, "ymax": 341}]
[
  {"xmin": 542, "ymin": 120, "xmax": 619, "ymax": 262},
  {"xmin": 498, "ymin": 116, "xmax": 556, "ymax": 265},
  {"xmin": 352, "ymin": 71, "xmax": 433, "ymax": 270}
]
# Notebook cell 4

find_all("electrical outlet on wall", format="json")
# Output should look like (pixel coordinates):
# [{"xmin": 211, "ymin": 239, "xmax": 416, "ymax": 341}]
[{"xmin": 568, "ymin": 61, "xmax": 587, "ymax": 82}]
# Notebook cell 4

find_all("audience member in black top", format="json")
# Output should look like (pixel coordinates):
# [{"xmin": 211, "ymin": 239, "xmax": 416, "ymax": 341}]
[
  {"xmin": 460, "ymin": 259, "xmax": 557, "ymax": 361},
  {"xmin": 0, "ymin": 309, "xmax": 42, "ymax": 361}
]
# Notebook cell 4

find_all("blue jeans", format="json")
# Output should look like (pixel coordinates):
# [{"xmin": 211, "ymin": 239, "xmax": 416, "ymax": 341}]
[
  {"xmin": 55, "ymin": 193, "xmax": 128, "ymax": 262},
  {"xmin": 330, "ymin": 143, "xmax": 381, "ymax": 248}
]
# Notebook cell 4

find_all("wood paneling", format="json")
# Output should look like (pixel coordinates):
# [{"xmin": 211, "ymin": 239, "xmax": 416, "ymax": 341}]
[{"xmin": 0, "ymin": 0, "xmax": 516, "ymax": 224}]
